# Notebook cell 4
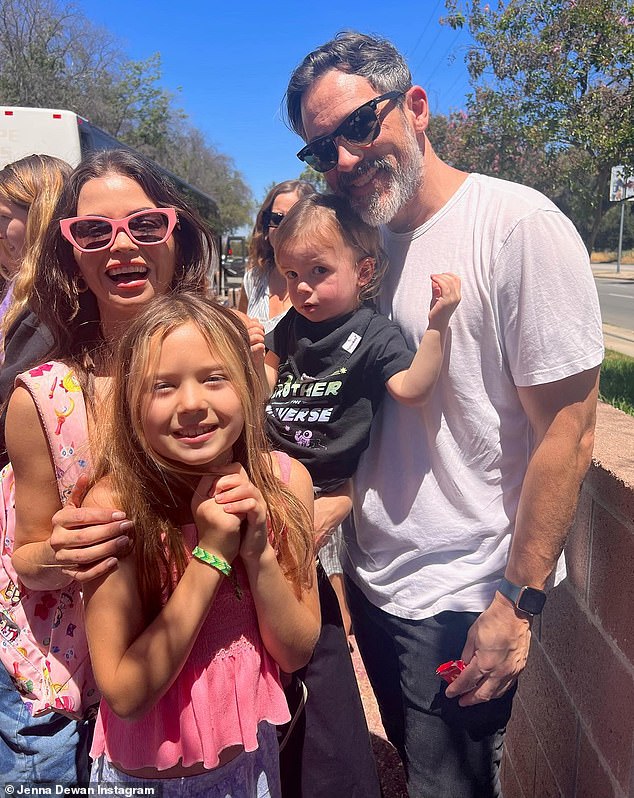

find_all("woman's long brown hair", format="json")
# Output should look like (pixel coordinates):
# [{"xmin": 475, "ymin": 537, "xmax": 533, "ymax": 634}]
[{"xmin": 30, "ymin": 149, "xmax": 216, "ymax": 387}]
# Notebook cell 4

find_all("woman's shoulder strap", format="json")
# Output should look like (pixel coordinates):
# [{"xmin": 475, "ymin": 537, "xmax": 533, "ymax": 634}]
[{"xmin": 16, "ymin": 361, "xmax": 91, "ymax": 502}]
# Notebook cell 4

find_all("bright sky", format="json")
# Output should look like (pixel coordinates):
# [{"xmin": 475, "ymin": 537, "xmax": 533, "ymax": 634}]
[{"xmin": 78, "ymin": 0, "xmax": 474, "ymax": 206}]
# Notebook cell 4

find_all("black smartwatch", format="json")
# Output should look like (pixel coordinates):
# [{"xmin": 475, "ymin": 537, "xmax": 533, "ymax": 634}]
[{"xmin": 498, "ymin": 577, "xmax": 547, "ymax": 616}]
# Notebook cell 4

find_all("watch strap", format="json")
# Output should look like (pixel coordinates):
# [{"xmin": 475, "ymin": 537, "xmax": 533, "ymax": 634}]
[{"xmin": 498, "ymin": 577, "xmax": 523, "ymax": 606}]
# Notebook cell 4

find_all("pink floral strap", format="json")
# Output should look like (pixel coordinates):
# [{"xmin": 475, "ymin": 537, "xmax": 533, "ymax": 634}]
[
  {"xmin": 0, "ymin": 360, "xmax": 99, "ymax": 719},
  {"xmin": 18, "ymin": 361, "xmax": 92, "ymax": 501}
]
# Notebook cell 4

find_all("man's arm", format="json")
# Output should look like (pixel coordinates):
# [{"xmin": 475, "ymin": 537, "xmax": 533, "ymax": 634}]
[
  {"xmin": 314, "ymin": 481, "xmax": 353, "ymax": 550},
  {"xmin": 505, "ymin": 367, "xmax": 600, "ymax": 587},
  {"xmin": 445, "ymin": 366, "xmax": 600, "ymax": 705}
]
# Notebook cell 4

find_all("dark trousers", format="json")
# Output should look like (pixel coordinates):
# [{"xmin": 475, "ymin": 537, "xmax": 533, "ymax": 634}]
[
  {"xmin": 345, "ymin": 575, "xmax": 515, "ymax": 798},
  {"xmin": 279, "ymin": 561, "xmax": 381, "ymax": 798}
]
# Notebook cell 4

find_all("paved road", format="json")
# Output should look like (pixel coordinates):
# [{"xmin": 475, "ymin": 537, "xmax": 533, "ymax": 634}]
[
  {"xmin": 591, "ymin": 263, "xmax": 634, "ymax": 357},
  {"xmin": 595, "ymin": 277, "xmax": 634, "ymax": 330}
]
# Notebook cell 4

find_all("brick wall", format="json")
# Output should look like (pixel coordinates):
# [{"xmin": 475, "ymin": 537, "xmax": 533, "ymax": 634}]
[{"xmin": 502, "ymin": 403, "xmax": 634, "ymax": 798}]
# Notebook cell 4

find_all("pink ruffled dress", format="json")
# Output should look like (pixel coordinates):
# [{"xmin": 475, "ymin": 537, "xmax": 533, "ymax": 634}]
[{"xmin": 90, "ymin": 523, "xmax": 290, "ymax": 771}]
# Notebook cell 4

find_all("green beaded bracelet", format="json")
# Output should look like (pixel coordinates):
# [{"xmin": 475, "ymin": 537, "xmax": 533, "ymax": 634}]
[{"xmin": 192, "ymin": 546, "xmax": 232, "ymax": 577}]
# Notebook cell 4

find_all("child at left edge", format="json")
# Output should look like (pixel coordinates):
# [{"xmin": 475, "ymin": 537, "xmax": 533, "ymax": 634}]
[
  {"xmin": 81, "ymin": 293, "xmax": 320, "ymax": 797},
  {"xmin": 250, "ymin": 193, "xmax": 461, "ymax": 530}
]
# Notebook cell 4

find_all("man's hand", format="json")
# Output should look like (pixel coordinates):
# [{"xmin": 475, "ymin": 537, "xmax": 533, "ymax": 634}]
[
  {"xmin": 51, "ymin": 475, "xmax": 132, "ymax": 582},
  {"xmin": 314, "ymin": 487, "xmax": 352, "ymax": 551},
  {"xmin": 444, "ymin": 593, "xmax": 531, "ymax": 705}
]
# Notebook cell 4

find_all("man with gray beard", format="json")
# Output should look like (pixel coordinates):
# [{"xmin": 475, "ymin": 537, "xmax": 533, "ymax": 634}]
[{"xmin": 286, "ymin": 31, "xmax": 603, "ymax": 797}]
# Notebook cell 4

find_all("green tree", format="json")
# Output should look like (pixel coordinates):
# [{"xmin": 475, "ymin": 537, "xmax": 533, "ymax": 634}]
[
  {"xmin": 429, "ymin": 110, "xmax": 548, "ymax": 183},
  {"xmin": 106, "ymin": 54, "xmax": 180, "ymax": 164},
  {"xmin": 298, "ymin": 165, "xmax": 330, "ymax": 193},
  {"xmin": 164, "ymin": 127, "xmax": 253, "ymax": 234},
  {"xmin": 442, "ymin": 0, "xmax": 634, "ymax": 251},
  {"xmin": 595, "ymin": 198, "xmax": 634, "ymax": 251},
  {"xmin": 0, "ymin": 0, "xmax": 122, "ymax": 112}
]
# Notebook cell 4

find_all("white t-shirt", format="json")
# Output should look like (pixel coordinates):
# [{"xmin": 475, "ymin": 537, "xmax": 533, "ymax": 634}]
[{"xmin": 343, "ymin": 174, "xmax": 604, "ymax": 619}]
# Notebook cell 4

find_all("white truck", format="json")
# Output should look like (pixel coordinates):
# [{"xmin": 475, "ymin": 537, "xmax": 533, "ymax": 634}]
[{"xmin": 0, "ymin": 106, "xmax": 99, "ymax": 168}]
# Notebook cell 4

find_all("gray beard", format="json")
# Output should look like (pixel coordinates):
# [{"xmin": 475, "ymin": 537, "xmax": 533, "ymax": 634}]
[{"xmin": 339, "ymin": 133, "xmax": 423, "ymax": 227}]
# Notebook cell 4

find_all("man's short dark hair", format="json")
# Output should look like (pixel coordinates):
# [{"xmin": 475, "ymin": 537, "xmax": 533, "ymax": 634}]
[{"xmin": 285, "ymin": 31, "xmax": 412, "ymax": 140}]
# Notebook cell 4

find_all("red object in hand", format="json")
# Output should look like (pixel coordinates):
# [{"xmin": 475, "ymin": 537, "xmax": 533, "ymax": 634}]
[{"xmin": 436, "ymin": 659, "xmax": 466, "ymax": 684}]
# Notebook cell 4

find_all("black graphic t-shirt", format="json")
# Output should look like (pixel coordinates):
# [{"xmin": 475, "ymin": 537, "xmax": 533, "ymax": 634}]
[{"xmin": 265, "ymin": 305, "xmax": 414, "ymax": 492}]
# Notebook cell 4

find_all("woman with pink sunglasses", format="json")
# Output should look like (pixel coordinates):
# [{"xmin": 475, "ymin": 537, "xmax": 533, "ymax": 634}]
[{"xmin": 2, "ymin": 149, "xmax": 214, "ymax": 785}]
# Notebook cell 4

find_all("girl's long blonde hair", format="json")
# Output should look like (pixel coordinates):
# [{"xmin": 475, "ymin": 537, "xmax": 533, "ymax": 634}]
[
  {"xmin": 94, "ymin": 292, "xmax": 314, "ymax": 619},
  {"xmin": 0, "ymin": 154, "xmax": 72, "ymax": 336}
]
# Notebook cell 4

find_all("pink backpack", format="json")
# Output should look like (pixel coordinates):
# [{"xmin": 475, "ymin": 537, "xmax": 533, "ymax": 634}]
[{"xmin": 0, "ymin": 361, "xmax": 99, "ymax": 718}]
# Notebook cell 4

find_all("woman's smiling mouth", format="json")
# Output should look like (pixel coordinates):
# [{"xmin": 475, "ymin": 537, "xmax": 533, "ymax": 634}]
[{"xmin": 106, "ymin": 263, "xmax": 150, "ymax": 284}]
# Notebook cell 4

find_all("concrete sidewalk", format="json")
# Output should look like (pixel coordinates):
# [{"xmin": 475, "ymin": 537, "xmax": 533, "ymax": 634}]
[
  {"xmin": 591, "ymin": 261, "xmax": 634, "ymax": 279},
  {"xmin": 603, "ymin": 323, "xmax": 634, "ymax": 358}
]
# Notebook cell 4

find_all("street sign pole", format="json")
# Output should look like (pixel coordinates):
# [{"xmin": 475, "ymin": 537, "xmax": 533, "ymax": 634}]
[
  {"xmin": 617, "ymin": 200, "xmax": 625, "ymax": 274},
  {"xmin": 610, "ymin": 166, "xmax": 633, "ymax": 275}
]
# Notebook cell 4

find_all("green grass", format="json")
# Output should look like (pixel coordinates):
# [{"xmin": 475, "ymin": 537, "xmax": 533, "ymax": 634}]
[{"xmin": 599, "ymin": 350, "xmax": 634, "ymax": 416}]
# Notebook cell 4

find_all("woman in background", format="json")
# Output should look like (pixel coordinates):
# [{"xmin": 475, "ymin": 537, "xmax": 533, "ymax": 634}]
[
  {"xmin": 0, "ymin": 240, "xmax": 13, "ymax": 322},
  {"xmin": 238, "ymin": 180, "xmax": 315, "ymax": 332}
]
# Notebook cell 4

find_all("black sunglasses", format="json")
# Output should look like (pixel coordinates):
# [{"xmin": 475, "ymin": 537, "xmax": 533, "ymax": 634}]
[
  {"xmin": 262, "ymin": 210, "xmax": 286, "ymax": 229},
  {"xmin": 297, "ymin": 90, "xmax": 406, "ymax": 173}
]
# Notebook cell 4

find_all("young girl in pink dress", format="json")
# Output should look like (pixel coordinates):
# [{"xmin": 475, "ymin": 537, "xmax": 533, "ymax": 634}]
[{"xmin": 82, "ymin": 293, "xmax": 319, "ymax": 797}]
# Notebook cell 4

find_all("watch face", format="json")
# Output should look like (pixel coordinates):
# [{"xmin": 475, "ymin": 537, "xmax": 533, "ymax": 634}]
[{"xmin": 518, "ymin": 587, "xmax": 547, "ymax": 615}]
